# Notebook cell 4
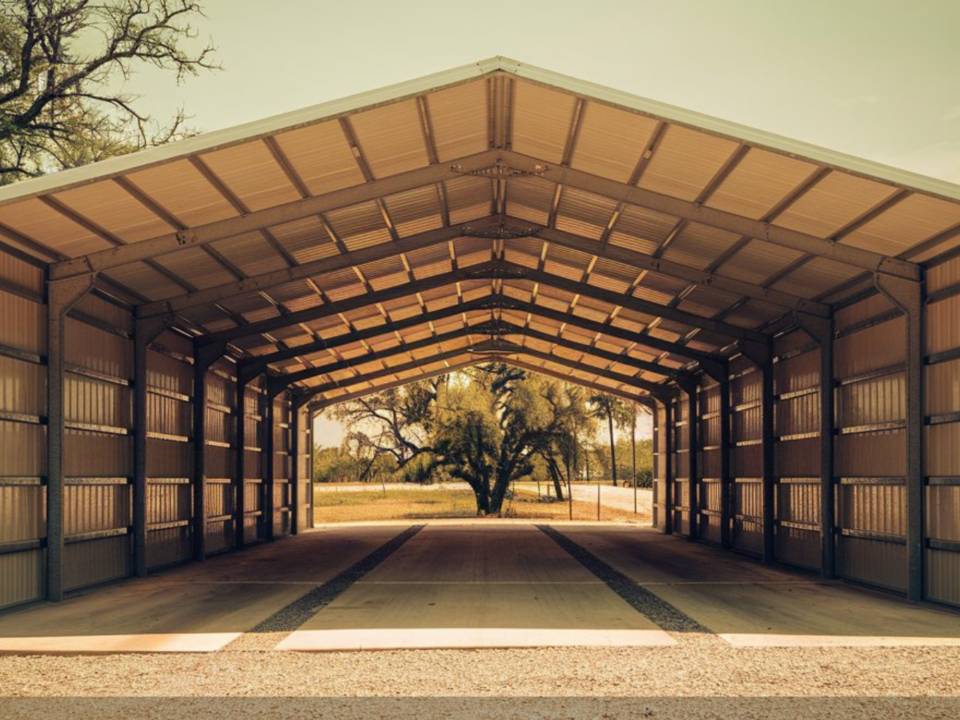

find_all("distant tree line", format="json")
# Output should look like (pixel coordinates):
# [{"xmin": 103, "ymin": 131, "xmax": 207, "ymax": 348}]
[{"xmin": 314, "ymin": 364, "xmax": 653, "ymax": 516}]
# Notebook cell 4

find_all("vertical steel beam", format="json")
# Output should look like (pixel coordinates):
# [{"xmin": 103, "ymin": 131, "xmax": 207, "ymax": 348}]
[
  {"xmin": 46, "ymin": 274, "xmax": 96, "ymax": 601},
  {"xmin": 796, "ymin": 313, "xmax": 836, "ymax": 579},
  {"xmin": 875, "ymin": 275, "xmax": 924, "ymax": 601},
  {"xmin": 678, "ymin": 377, "xmax": 699, "ymax": 541},
  {"xmin": 133, "ymin": 315, "xmax": 174, "ymax": 577},
  {"xmin": 192, "ymin": 342, "xmax": 225, "ymax": 562},
  {"xmin": 308, "ymin": 406, "xmax": 316, "ymax": 528},
  {"xmin": 740, "ymin": 339, "xmax": 775, "ymax": 562}
]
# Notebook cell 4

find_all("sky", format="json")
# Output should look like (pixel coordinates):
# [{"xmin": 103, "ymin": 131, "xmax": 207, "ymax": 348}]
[{"xmin": 119, "ymin": 0, "xmax": 960, "ymax": 446}]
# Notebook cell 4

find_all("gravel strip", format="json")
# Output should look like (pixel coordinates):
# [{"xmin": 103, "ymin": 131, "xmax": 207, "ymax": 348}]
[
  {"xmin": 537, "ymin": 524, "xmax": 720, "ymax": 646},
  {"xmin": 224, "ymin": 524, "xmax": 424, "ymax": 651}
]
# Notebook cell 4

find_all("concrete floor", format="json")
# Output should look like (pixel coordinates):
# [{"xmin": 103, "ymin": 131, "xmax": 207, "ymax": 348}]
[{"xmin": 2, "ymin": 523, "xmax": 960, "ymax": 653}]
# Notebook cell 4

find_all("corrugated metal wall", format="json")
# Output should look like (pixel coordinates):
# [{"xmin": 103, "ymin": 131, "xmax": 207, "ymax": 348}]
[
  {"xmin": 833, "ymin": 294, "xmax": 908, "ymax": 592},
  {"xmin": 146, "ymin": 329, "xmax": 194, "ymax": 569},
  {"xmin": 698, "ymin": 376, "xmax": 723, "ymax": 544},
  {"xmin": 924, "ymin": 255, "xmax": 960, "ymax": 607},
  {"xmin": 62, "ymin": 293, "xmax": 134, "ymax": 592},
  {"xmin": 273, "ymin": 396, "xmax": 292, "ymax": 536},
  {"xmin": 731, "ymin": 355, "xmax": 763, "ymax": 556},
  {"xmin": 652, "ymin": 403, "xmax": 667, "ymax": 531},
  {"xmin": 672, "ymin": 395, "xmax": 690, "ymax": 536},
  {"xmin": 0, "ymin": 249, "xmax": 46, "ymax": 610},
  {"xmin": 296, "ymin": 404, "xmax": 313, "ymax": 531},
  {"xmin": 205, "ymin": 358, "xmax": 237, "ymax": 554},
  {"xmin": 772, "ymin": 328, "xmax": 822, "ymax": 571},
  {"xmin": 242, "ymin": 377, "xmax": 266, "ymax": 544}
]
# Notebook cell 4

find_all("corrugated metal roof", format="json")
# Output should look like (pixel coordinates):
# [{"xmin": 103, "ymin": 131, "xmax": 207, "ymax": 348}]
[{"xmin": 2, "ymin": 57, "xmax": 958, "ymax": 405}]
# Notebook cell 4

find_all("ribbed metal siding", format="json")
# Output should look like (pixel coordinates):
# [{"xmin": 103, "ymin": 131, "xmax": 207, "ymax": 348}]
[
  {"xmin": 62, "ymin": 296, "xmax": 135, "ymax": 592},
  {"xmin": 924, "ymin": 265, "xmax": 960, "ymax": 606},
  {"xmin": 296, "ymin": 405, "xmax": 312, "ymax": 530},
  {"xmin": 672, "ymin": 395, "xmax": 690, "ymax": 536},
  {"xmin": 273, "ymin": 397, "xmax": 292, "ymax": 537},
  {"xmin": 205, "ymin": 359, "xmax": 237, "ymax": 554},
  {"xmin": 772, "ymin": 328, "xmax": 822, "ymax": 570},
  {"xmin": 243, "ymin": 377, "xmax": 265, "ymax": 544},
  {"xmin": 731, "ymin": 356, "xmax": 763, "ymax": 555},
  {"xmin": 0, "ymin": 249, "xmax": 46, "ymax": 609},
  {"xmin": 146, "ymin": 330, "xmax": 193, "ymax": 569},
  {"xmin": 833, "ymin": 294, "xmax": 908, "ymax": 592},
  {"xmin": 698, "ymin": 377, "xmax": 722, "ymax": 544},
  {"xmin": 653, "ymin": 403, "xmax": 667, "ymax": 530}
]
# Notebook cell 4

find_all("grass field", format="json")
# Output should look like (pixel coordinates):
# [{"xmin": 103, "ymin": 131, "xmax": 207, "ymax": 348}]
[{"xmin": 313, "ymin": 486, "xmax": 648, "ymax": 523}]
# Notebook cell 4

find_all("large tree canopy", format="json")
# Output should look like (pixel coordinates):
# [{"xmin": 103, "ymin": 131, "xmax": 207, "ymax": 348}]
[
  {"xmin": 0, "ymin": 0, "xmax": 217, "ymax": 183},
  {"xmin": 326, "ymin": 364, "xmax": 648, "ymax": 516}
]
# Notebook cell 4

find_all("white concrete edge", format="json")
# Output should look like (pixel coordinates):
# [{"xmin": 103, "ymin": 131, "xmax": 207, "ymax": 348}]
[
  {"xmin": 276, "ymin": 627, "xmax": 676, "ymax": 651},
  {"xmin": 2, "ymin": 56, "xmax": 960, "ymax": 209},
  {"xmin": 719, "ymin": 633, "xmax": 960, "ymax": 648},
  {"xmin": 0, "ymin": 632, "xmax": 242, "ymax": 654}
]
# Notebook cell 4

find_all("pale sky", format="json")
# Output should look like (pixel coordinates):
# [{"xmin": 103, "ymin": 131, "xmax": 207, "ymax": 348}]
[{"xmin": 121, "ymin": 0, "xmax": 960, "ymax": 446}]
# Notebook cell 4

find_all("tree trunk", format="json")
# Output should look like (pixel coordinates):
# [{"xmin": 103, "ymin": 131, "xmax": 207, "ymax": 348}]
[
  {"xmin": 608, "ymin": 412, "xmax": 617, "ymax": 487},
  {"xmin": 547, "ymin": 458, "xmax": 565, "ymax": 501}
]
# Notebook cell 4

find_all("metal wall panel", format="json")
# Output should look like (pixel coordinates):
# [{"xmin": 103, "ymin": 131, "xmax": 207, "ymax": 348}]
[
  {"xmin": 833, "ymin": 298, "xmax": 908, "ymax": 591},
  {"xmin": 924, "ymin": 276, "xmax": 960, "ymax": 606},
  {"xmin": 243, "ymin": 377, "xmax": 266, "ymax": 544},
  {"xmin": 62, "ymin": 304, "xmax": 135, "ymax": 592},
  {"xmin": 731, "ymin": 363, "xmax": 762, "ymax": 555},
  {"xmin": 0, "ymin": 249, "xmax": 47, "ymax": 609},
  {"xmin": 205, "ymin": 360, "xmax": 237, "ymax": 553}
]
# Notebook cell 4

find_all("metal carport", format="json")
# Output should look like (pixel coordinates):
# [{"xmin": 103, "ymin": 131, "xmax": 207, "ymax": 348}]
[{"xmin": 1, "ymin": 57, "xmax": 959, "ymax": 610}]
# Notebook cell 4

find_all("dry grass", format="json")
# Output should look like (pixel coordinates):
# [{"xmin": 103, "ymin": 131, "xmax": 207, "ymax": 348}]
[{"xmin": 313, "ymin": 486, "xmax": 648, "ymax": 524}]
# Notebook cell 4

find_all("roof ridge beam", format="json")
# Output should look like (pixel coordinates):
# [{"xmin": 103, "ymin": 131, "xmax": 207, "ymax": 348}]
[
  {"xmin": 499, "ymin": 150, "xmax": 920, "ymax": 281},
  {"xmin": 49, "ymin": 149, "xmax": 504, "ymax": 281}
]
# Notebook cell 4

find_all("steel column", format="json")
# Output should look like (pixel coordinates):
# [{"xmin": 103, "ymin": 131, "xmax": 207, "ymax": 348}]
[
  {"xmin": 45, "ymin": 274, "xmax": 96, "ymax": 601},
  {"xmin": 308, "ymin": 407, "xmax": 316, "ymax": 528},
  {"xmin": 875, "ymin": 275, "xmax": 924, "ymax": 601},
  {"xmin": 133, "ymin": 315, "xmax": 174, "ymax": 577},
  {"xmin": 192, "ymin": 342, "xmax": 225, "ymax": 562}
]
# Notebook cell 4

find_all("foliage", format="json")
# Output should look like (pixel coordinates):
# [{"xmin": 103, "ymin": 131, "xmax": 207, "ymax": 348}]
[{"xmin": 0, "ymin": 0, "xmax": 218, "ymax": 183}]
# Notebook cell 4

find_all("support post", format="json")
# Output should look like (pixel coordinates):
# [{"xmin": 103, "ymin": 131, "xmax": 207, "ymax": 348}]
[
  {"xmin": 308, "ymin": 406, "xmax": 316, "ymax": 528},
  {"xmin": 875, "ymin": 275, "xmax": 924, "ymax": 601},
  {"xmin": 678, "ymin": 377, "xmax": 699, "ymax": 541},
  {"xmin": 192, "ymin": 342, "xmax": 225, "ymax": 562},
  {"xmin": 796, "ymin": 313, "xmax": 836, "ymax": 580},
  {"xmin": 133, "ymin": 314, "xmax": 174, "ymax": 577},
  {"xmin": 740, "ymin": 339, "xmax": 775, "ymax": 562},
  {"xmin": 46, "ymin": 274, "xmax": 96, "ymax": 601}
]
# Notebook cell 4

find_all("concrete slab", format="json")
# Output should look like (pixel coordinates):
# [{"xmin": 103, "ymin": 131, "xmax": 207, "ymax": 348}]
[
  {"xmin": 556, "ymin": 525, "xmax": 960, "ymax": 647},
  {"xmin": 277, "ymin": 628, "xmax": 673, "ymax": 651},
  {"xmin": 0, "ymin": 526, "xmax": 405, "ymax": 654},
  {"xmin": 280, "ymin": 525, "xmax": 674, "ymax": 651}
]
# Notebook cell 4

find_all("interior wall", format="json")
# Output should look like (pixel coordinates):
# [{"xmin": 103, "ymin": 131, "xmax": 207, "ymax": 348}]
[
  {"xmin": 924, "ymin": 255, "xmax": 960, "ymax": 607},
  {"xmin": 672, "ymin": 395, "xmax": 691, "ymax": 537},
  {"xmin": 205, "ymin": 357, "xmax": 238, "ymax": 555},
  {"xmin": 653, "ymin": 403, "xmax": 667, "ymax": 531},
  {"xmin": 833, "ymin": 293, "xmax": 907, "ymax": 593},
  {"xmin": 772, "ymin": 328, "xmax": 822, "ymax": 571},
  {"xmin": 731, "ymin": 355, "xmax": 763, "ymax": 556},
  {"xmin": 0, "ymin": 249, "xmax": 47, "ymax": 610},
  {"xmin": 698, "ymin": 376, "xmax": 723, "ymax": 544},
  {"xmin": 145, "ymin": 329, "xmax": 193, "ymax": 569},
  {"xmin": 62, "ymin": 293, "xmax": 134, "ymax": 592}
]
